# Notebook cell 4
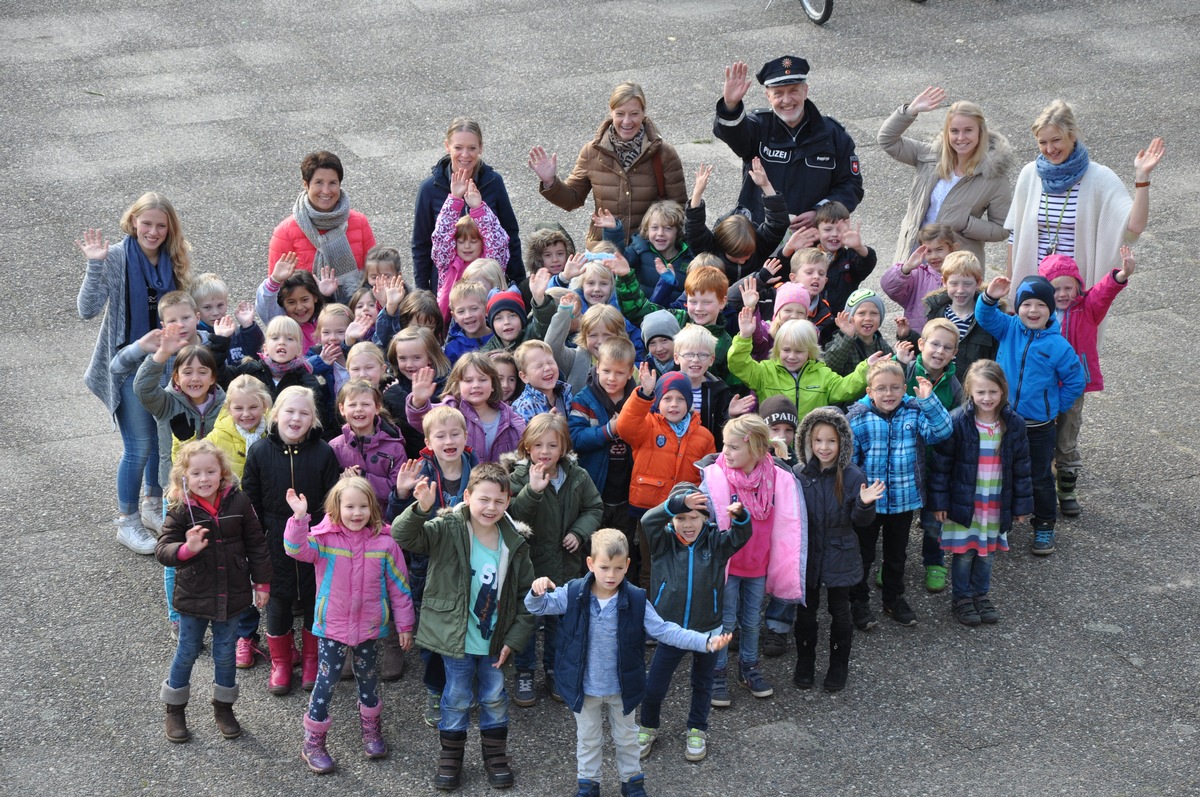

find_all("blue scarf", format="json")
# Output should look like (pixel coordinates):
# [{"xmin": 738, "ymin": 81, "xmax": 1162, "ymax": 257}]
[
  {"xmin": 124, "ymin": 234, "xmax": 175, "ymax": 342},
  {"xmin": 668, "ymin": 414, "xmax": 692, "ymax": 439},
  {"xmin": 1035, "ymin": 141, "xmax": 1090, "ymax": 195}
]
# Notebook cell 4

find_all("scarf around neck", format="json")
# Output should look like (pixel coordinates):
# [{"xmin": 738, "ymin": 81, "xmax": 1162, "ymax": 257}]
[
  {"xmin": 123, "ymin": 234, "xmax": 176, "ymax": 342},
  {"xmin": 667, "ymin": 413, "xmax": 692, "ymax": 439},
  {"xmin": 717, "ymin": 452, "xmax": 776, "ymax": 521},
  {"xmin": 1035, "ymin": 141, "xmax": 1090, "ymax": 194},
  {"xmin": 292, "ymin": 189, "xmax": 360, "ymax": 278},
  {"xmin": 608, "ymin": 124, "xmax": 646, "ymax": 170},
  {"xmin": 259, "ymin": 352, "xmax": 313, "ymax": 380}
]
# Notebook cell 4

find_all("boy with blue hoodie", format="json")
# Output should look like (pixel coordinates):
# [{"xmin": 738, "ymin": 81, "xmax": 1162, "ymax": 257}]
[
  {"xmin": 976, "ymin": 275, "xmax": 1085, "ymax": 555},
  {"xmin": 525, "ymin": 529, "xmax": 732, "ymax": 797}
]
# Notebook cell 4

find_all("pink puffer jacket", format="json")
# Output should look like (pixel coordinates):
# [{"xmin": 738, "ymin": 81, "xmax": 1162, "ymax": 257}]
[
  {"xmin": 284, "ymin": 515, "xmax": 415, "ymax": 646},
  {"xmin": 268, "ymin": 211, "xmax": 377, "ymax": 274}
]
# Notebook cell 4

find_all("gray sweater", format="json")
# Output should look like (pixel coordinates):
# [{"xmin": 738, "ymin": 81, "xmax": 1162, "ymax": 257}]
[{"xmin": 78, "ymin": 246, "xmax": 134, "ymax": 417}]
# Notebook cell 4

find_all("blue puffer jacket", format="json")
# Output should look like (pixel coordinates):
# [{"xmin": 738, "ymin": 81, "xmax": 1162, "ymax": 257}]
[
  {"xmin": 553, "ymin": 574, "xmax": 647, "ymax": 715},
  {"xmin": 567, "ymin": 376, "xmax": 634, "ymax": 493},
  {"xmin": 602, "ymin": 220, "xmax": 696, "ymax": 303},
  {"xmin": 975, "ymin": 294, "xmax": 1086, "ymax": 423},
  {"xmin": 927, "ymin": 405, "xmax": 1034, "ymax": 532},
  {"xmin": 846, "ymin": 394, "xmax": 953, "ymax": 514}
]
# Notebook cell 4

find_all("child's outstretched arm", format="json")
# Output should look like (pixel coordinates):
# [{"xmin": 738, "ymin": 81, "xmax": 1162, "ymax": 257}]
[
  {"xmin": 472, "ymin": 195, "xmax": 511, "ymax": 266},
  {"xmin": 974, "ymin": 276, "xmax": 1013, "ymax": 338},
  {"xmin": 390, "ymin": 476, "xmax": 442, "ymax": 554},
  {"xmin": 644, "ymin": 600, "xmax": 732, "ymax": 652},
  {"xmin": 615, "ymin": 364, "xmax": 657, "ymax": 447},
  {"xmin": 524, "ymin": 576, "xmax": 569, "ymax": 616},
  {"xmin": 431, "ymin": 192, "xmax": 464, "ymax": 272},
  {"xmin": 256, "ymin": 252, "xmax": 297, "ymax": 323}
]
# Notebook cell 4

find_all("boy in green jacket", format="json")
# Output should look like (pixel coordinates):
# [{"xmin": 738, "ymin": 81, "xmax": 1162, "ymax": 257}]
[{"xmin": 392, "ymin": 462, "xmax": 535, "ymax": 791}]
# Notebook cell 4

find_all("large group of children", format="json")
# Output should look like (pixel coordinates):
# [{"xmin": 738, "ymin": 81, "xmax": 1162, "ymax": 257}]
[{"xmin": 75, "ymin": 86, "xmax": 1141, "ymax": 796}]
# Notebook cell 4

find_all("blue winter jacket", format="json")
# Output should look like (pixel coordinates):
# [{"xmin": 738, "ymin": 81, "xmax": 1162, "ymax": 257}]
[
  {"xmin": 601, "ymin": 220, "xmax": 695, "ymax": 303},
  {"xmin": 975, "ymin": 294, "xmax": 1086, "ymax": 424},
  {"xmin": 568, "ymin": 377, "xmax": 634, "ymax": 494},
  {"xmin": 846, "ymin": 394, "xmax": 953, "ymax": 514}
]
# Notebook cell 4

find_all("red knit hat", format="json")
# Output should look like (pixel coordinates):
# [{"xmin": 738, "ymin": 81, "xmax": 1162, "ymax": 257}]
[
  {"xmin": 486, "ymin": 291, "xmax": 527, "ymax": 330},
  {"xmin": 1038, "ymin": 254, "xmax": 1083, "ymax": 288}
]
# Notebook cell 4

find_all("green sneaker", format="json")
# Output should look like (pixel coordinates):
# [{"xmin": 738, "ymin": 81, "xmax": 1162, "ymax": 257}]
[
  {"xmin": 925, "ymin": 564, "xmax": 948, "ymax": 592},
  {"xmin": 684, "ymin": 728, "xmax": 707, "ymax": 762},
  {"xmin": 637, "ymin": 726, "xmax": 657, "ymax": 759}
]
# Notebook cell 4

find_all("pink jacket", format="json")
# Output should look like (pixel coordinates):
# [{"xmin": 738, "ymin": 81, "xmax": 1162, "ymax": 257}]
[
  {"xmin": 406, "ymin": 394, "xmax": 525, "ymax": 463},
  {"xmin": 328, "ymin": 418, "xmax": 409, "ymax": 506},
  {"xmin": 1056, "ymin": 270, "xmax": 1126, "ymax": 393},
  {"xmin": 268, "ymin": 211, "xmax": 377, "ymax": 274},
  {"xmin": 880, "ymin": 262, "xmax": 943, "ymax": 327},
  {"xmin": 702, "ymin": 460, "xmax": 809, "ymax": 605},
  {"xmin": 284, "ymin": 515, "xmax": 415, "ymax": 646},
  {"xmin": 432, "ymin": 196, "xmax": 511, "ymax": 320}
]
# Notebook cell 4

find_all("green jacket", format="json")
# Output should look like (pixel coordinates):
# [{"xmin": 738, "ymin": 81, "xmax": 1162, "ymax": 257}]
[
  {"xmin": 727, "ymin": 333, "xmax": 868, "ymax": 416},
  {"xmin": 391, "ymin": 503, "xmax": 535, "ymax": 661},
  {"xmin": 614, "ymin": 271, "xmax": 735, "ymax": 383},
  {"xmin": 506, "ymin": 456, "xmax": 603, "ymax": 584},
  {"xmin": 904, "ymin": 358, "xmax": 962, "ymax": 410}
]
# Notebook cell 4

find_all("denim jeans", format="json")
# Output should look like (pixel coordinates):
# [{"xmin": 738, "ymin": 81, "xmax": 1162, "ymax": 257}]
[
  {"xmin": 763, "ymin": 596, "xmax": 796, "ymax": 634},
  {"xmin": 236, "ymin": 606, "xmax": 260, "ymax": 640},
  {"xmin": 306, "ymin": 637, "xmax": 380, "ymax": 722},
  {"xmin": 849, "ymin": 511, "xmax": 915, "ymax": 605},
  {"xmin": 514, "ymin": 615, "xmax": 558, "ymax": 673},
  {"xmin": 168, "ymin": 612, "xmax": 238, "ymax": 689},
  {"xmin": 640, "ymin": 643, "xmax": 718, "ymax": 732},
  {"xmin": 1027, "ymin": 421, "xmax": 1058, "ymax": 526},
  {"xmin": 440, "ymin": 654, "xmax": 508, "ymax": 732},
  {"xmin": 114, "ymin": 374, "xmax": 160, "ymax": 515},
  {"xmin": 164, "ymin": 567, "xmax": 179, "ymax": 624},
  {"xmin": 920, "ymin": 508, "xmax": 945, "ymax": 567},
  {"xmin": 950, "ymin": 550, "xmax": 993, "ymax": 599},
  {"xmin": 716, "ymin": 574, "xmax": 766, "ymax": 670}
]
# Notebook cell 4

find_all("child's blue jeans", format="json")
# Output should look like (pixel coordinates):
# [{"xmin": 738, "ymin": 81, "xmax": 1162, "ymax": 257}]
[
  {"xmin": 440, "ymin": 654, "xmax": 508, "ymax": 733},
  {"xmin": 168, "ymin": 612, "xmax": 238, "ymax": 689},
  {"xmin": 951, "ymin": 550, "xmax": 993, "ymax": 599},
  {"xmin": 514, "ymin": 616, "xmax": 558, "ymax": 673},
  {"xmin": 640, "ymin": 643, "xmax": 718, "ymax": 732},
  {"xmin": 716, "ymin": 574, "xmax": 766, "ymax": 670},
  {"xmin": 920, "ymin": 508, "xmax": 945, "ymax": 567},
  {"xmin": 763, "ymin": 596, "xmax": 796, "ymax": 635}
]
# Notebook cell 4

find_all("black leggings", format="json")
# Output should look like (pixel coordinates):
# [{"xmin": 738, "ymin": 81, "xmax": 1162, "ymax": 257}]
[
  {"xmin": 795, "ymin": 584, "xmax": 852, "ymax": 630},
  {"xmin": 849, "ymin": 511, "xmax": 915, "ymax": 604},
  {"xmin": 264, "ymin": 594, "xmax": 315, "ymax": 637}
]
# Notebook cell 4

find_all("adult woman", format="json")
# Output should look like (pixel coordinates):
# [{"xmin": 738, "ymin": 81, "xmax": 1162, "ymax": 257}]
[
  {"xmin": 76, "ymin": 193, "xmax": 192, "ymax": 554},
  {"xmin": 878, "ymin": 86, "xmax": 1015, "ymax": 266},
  {"xmin": 1007, "ymin": 100, "xmax": 1164, "ymax": 290},
  {"xmin": 528, "ymin": 82, "xmax": 687, "ymax": 245},
  {"xmin": 411, "ymin": 118, "xmax": 524, "ymax": 293},
  {"xmin": 268, "ymin": 151, "xmax": 376, "ymax": 297}
]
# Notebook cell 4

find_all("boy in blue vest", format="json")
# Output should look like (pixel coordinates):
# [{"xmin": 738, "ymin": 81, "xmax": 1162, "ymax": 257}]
[
  {"xmin": 636, "ymin": 485, "xmax": 750, "ymax": 764},
  {"xmin": 525, "ymin": 528, "xmax": 732, "ymax": 797}
]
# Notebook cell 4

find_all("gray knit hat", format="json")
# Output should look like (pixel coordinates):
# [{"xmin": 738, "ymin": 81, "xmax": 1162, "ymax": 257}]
[
  {"xmin": 641, "ymin": 309, "xmax": 681, "ymax": 344},
  {"xmin": 846, "ymin": 288, "xmax": 886, "ymax": 321}
]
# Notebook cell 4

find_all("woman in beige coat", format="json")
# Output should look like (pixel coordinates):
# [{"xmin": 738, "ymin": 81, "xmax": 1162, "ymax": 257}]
[
  {"xmin": 878, "ymin": 86, "xmax": 1015, "ymax": 267},
  {"xmin": 528, "ymin": 82, "xmax": 687, "ymax": 245}
]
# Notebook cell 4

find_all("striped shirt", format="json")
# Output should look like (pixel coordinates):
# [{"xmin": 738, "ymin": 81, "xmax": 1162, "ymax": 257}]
[
  {"xmin": 941, "ymin": 420, "xmax": 1008, "ymax": 555},
  {"xmin": 1006, "ymin": 189, "xmax": 1079, "ymax": 260},
  {"xmin": 943, "ymin": 306, "xmax": 973, "ymax": 340}
]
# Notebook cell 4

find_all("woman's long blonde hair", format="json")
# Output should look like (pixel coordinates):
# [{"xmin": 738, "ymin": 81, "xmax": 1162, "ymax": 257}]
[{"xmin": 937, "ymin": 101, "xmax": 990, "ymax": 180}]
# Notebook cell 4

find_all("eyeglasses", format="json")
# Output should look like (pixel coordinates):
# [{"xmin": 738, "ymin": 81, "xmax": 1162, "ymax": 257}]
[
  {"xmin": 677, "ymin": 352, "xmax": 712, "ymax": 361},
  {"xmin": 870, "ymin": 384, "xmax": 907, "ymax": 394},
  {"xmin": 922, "ymin": 341, "xmax": 955, "ymax": 352}
]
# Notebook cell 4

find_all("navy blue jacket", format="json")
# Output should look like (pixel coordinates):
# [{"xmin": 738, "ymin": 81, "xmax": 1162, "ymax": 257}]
[
  {"xmin": 555, "ymin": 574, "xmax": 647, "ymax": 715},
  {"xmin": 411, "ymin": 157, "xmax": 524, "ymax": 291}
]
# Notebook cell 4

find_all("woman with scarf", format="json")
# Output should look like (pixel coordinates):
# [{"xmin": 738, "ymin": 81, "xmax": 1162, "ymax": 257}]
[
  {"xmin": 76, "ymin": 192, "xmax": 193, "ymax": 554},
  {"xmin": 1006, "ymin": 100, "xmax": 1164, "ymax": 291},
  {"xmin": 528, "ymin": 82, "xmax": 687, "ymax": 245},
  {"xmin": 268, "ymin": 151, "xmax": 376, "ymax": 299}
]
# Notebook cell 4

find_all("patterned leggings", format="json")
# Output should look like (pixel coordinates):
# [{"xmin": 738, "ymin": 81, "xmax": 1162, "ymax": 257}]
[{"xmin": 306, "ymin": 637, "xmax": 379, "ymax": 722}]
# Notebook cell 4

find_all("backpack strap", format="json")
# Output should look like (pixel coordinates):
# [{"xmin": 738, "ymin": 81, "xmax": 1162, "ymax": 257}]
[{"xmin": 653, "ymin": 150, "xmax": 665, "ymax": 199}]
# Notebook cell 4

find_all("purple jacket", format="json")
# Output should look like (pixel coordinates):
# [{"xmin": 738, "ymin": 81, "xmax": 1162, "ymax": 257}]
[
  {"xmin": 406, "ymin": 394, "xmax": 526, "ymax": 463},
  {"xmin": 880, "ymin": 262, "xmax": 944, "ymax": 327},
  {"xmin": 329, "ymin": 417, "xmax": 408, "ymax": 506},
  {"xmin": 284, "ymin": 515, "xmax": 416, "ymax": 646}
]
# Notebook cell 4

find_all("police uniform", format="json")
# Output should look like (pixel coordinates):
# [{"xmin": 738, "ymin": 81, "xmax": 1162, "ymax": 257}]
[{"xmin": 713, "ymin": 56, "xmax": 864, "ymax": 224}]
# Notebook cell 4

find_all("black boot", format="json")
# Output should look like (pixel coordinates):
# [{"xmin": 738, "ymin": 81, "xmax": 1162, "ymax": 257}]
[
  {"xmin": 791, "ymin": 619, "xmax": 818, "ymax": 689},
  {"xmin": 1057, "ymin": 472, "xmax": 1081, "ymax": 517},
  {"xmin": 435, "ymin": 730, "xmax": 467, "ymax": 790},
  {"xmin": 480, "ymin": 726, "xmax": 514, "ymax": 788},
  {"xmin": 823, "ymin": 623, "xmax": 852, "ymax": 692}
]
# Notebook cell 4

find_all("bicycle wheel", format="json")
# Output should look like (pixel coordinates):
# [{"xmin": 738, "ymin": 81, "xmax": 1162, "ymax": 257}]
[{"xmin": 800, "ymin": 0, "xmax": 832, "ymax": 24}]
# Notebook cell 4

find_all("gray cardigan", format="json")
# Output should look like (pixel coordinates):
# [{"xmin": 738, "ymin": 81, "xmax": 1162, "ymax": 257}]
[
  {"xmin": 133, "ymin": 356, "xmax": 225, "ymax": 487},
  {"xmin": 78, "ymin": 245, "xmax": 135, "ymax": 417}
]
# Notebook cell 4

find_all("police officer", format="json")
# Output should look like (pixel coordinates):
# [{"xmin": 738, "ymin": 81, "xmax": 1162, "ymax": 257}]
[{"xmin": 713, "ymin": 57, "xmax": 864, "ymax": 229}]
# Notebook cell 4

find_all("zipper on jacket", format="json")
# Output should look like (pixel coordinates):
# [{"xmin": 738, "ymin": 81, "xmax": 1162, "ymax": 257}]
[
  {"xmin": 683, "ymin": 546, "xmax": 695, "ymax": 629},
  {"xmin": 1012, "ymin": 331, "xmax": 1035, "ymax": 411}
]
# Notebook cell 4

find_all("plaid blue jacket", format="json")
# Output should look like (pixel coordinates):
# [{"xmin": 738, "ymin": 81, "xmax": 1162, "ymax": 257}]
[{"xmin": 846, "ymin": 394, "xmax": 953, "ymax": 514}]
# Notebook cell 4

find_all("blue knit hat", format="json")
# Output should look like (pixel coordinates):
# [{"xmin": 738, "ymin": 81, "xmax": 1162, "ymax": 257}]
[
  {"xmin": 1015, "ymin": 275, "xmax": 1055, "ymax": 311},
  {"xmin": 653, "ymin": 372, "xmax": 693, "ymax": 413}
]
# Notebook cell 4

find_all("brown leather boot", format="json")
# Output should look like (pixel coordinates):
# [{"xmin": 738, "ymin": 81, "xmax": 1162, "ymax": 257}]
[
  {"xmin": 481, "ymin": 726, "xmax": 514, "ymax": 788},
  {"xmin": 160, "ymin": 681, "xmax": 190, "ymax": 743},
  {"xmin": 211, "ymin": 683, "xmax": 242, "ymax": 739},
  {"xmin": 380, "ymin": 636, "xmax": 406, "ymax": 681},
  {"xmin": 434, "ymin": 730, "xmax": 467, "ymax": 790}
]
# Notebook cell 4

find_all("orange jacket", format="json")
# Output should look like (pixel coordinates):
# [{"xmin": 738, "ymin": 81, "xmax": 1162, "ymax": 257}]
[{"xmin": 616, "ymin": 390, "xmax": 715, "ymax": 511}]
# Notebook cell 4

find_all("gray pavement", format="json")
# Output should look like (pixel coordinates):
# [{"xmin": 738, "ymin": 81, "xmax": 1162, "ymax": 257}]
[{"xmin": 2, "ymin": 0, "xmax": 1199, "ymax": 794}]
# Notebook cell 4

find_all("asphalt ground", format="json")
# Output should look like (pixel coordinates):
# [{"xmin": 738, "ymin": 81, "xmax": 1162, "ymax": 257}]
[{"xmin": 1, "ymin": 0, "xmax": 1198, "ymax": 794}]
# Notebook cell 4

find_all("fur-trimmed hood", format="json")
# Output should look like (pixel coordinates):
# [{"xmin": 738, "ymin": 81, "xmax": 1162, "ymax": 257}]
[
  {"xmin": 931, "ymin": 130, "xmax": 1015, "ymax": 182},
  {"xmin": 433, "ymin": 502, "xmax": 533, "ymax": 540},
  {"xmin": 498, "ymin": 450, "xmax": 579, "ymax": 474},
  {"xmin": 797, "ymin": 406, "xmax": 853, "ymax": 471}
]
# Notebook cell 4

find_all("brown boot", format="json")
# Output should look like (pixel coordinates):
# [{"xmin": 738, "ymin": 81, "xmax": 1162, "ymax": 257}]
[
  {"xmin": 211, "ymin": 683, "xmax": 242, "ymax": 739},
  {"xmin": 160, "ymin": 681, "xmax": 190, "ymax": 743},
  {"xmin": 434, "ymin": 730, "xmax": 467, "ymax": 790},
  {"xmin": 380, "ymin": 636, "xmax": 406, "ymax": 681},
  {"xmin": 481, "ymin": 726, "xmax": 514, "ymax": 788}
]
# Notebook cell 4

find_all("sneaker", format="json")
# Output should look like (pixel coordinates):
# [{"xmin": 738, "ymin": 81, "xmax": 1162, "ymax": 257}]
[
  {"xmin": 883, "ymin": 597, "xmax": 918, "ymax": 627},
  {"xmin": 736, "ymin": 661, "xmax": 774, "ymax": 698},
  {"xmin": 140, "ymin": 496, "xmax": 164, "ymax": 534},
  {"xmin": 851, "ymin": 600, "xmax": 878, "ymax": 631},
  {"xmin": 547, "ymin": 669, "xmax": 563, "ymax": 702},
  {"xmin": 637, "ymin": 725, "xmax": 657, "ymax": 759},
  {"xmin": 423, "ymin": 691, "xmax": 441, "ymax": 728},
  {"xmin": 974, "ymin": 595, "xmax": 1000, "ymax": 624},
  {"xmin": 760, "ymin": 629, "xmax": 787, "ymax": 658},
  {"xmin": 710, "ymin": 670, "xmax": 732, "ymax": 707},
  {"xmin": 116, "ymin": 515, "xmax": 157, "ymax": 555},
  {"xmin": 1032, "ymin": 525, "xmax": 1057, "ymax": 556},
  {"xmin": 924, "ymin": 564, "xmax": 948, "ymax": 592},
  {"xmin": 513, "ymin": 668, "xmax": 536, "ymax": 707},
  {"xmin": 684, "ymin": 728, "xmax": 707, "ymax": 762},
  {"xmin": 952, "ymin": 596, "xmax": 981, "ymax": 627},
  {"xmin": 236, "ymin": 636, "xmax": 256, "ymax": 668}
]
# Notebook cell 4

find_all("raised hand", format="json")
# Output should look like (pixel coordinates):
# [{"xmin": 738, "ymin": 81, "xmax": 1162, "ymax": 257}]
[
  {"xmin": 395, "ymin": 458, "xmax": 422, "ymax": 498},
  {"xmin": 463, "ymin": 179, "xmax": 483, "ymax": 209},
  {"xmin": 737, "ymin": 305, "xmax": 757, "ymax": 339},
  {"xmin": 834, "ymin": 310, "xmax": 856, "ymax": 338},
  {"xmin": 184, "ymin": 524, "xmax": 209, "ymax": 554},
  {"xmin": 691, "ymin": 163, "xmax": 714, "ymax": 207},
  {"xmin": 450, "ymin": 167, "xmax": 470, "ymax": 198},
  {"xmin": 639, "ymin": 360, "xmax": 657, "ymax": 395},
  {"xmin": 384, "ymin": 273, "xmax": 406, "ymax": 312},
  {"xmin": 271, "ymin": 252, "xmax": 298, "ymax": 284},
  {"xmin": 286, "ymin": 488, "xmax": 308, "ymax": 518},
  {"xmin": 316, "ymin": 266, "xmax": 338, "ymax": 297},
  {"xmin": 860, "ymin": 480, "xmax": 886, "ymax": 505},
  {"xmin": 213, "ymin": 315, "xmax": 236, "ymax": 339},
  {"xmin": 684, "ymin": 492, "xmax": 709, "ymax": 513},
  {"xmin": 908, "ymin": 86, "xmax": 947, "ymax": 114},
  {"xmin": 410, "ymin": 366, "xmax": 436, "ymax": 407},
  {"xmin": 783, "ymin": 226, "xmax": 820, "ymax": 256},
  {"xmin": 234, "ymin": 301, "xmax": 256, "ymax": 328},
  {"xmin": 1117, "ymin": 245, "xmax": 1137, "ymax": 280},
  {"xmin": 722, "ymin": 61, "xmax": 752, "ymax": 109},
  {"xmin": 894, "ymin": 315, "xmax": 911, "ymax": 340},
  {"xmin": 894, "ymin": 340, "xmax": 916, "ymax": 365},
  {"xmin": 903, "ymin": 245, "xmax": 929, "ymax": 275},
  {"xmin": 986, "ymin": 275, "xmax": 1010, "ymax": 300},
  {"xmin": 413, "ymin": 475, "xmax": 436, "ymax": 513},
  {"xmin": 76, "ymin": 229, "xmax": 110, "ymax": 261},
  {"xmin": 345, "ymin": 319, "xmax": 368, "ymax": 344},
  {"xmin": 760, "ymin": 257, "xmax": 785, "ymax": 286},
  {"xmin": 562, "ymin": 252, "xmax": 587, "ymax": 282},
  {"xmin": 1134, "ymin": 137, "xmax": 1165, "ymax": 182},
  {"xmin": 654, "ymin": 257, "xmax": 669, "ymax": 276},
  {"xmin": 371, "ymin": 273, "xmax": 390, "ymax": 307},
  {"xmin": 137, "ymin": 329, "xmax": 164, "ymax": 353},
  {"xmin": 527, "ymin": 146, "xmax": 558, "ymax": 187},
  {"xmin": 607, "ymin": 251, "xmax": 632, "ymax": 280},
  {"xmin": 748, "ymin": 157, "xmax": 775, "ymax": 196},
  {"xmin": 529, "ymin": 268, "xmax": 551, "ymax": 305},
  {"xmin": 530, "ymin": 576, "xmax": 557, "ymax": 596},
  {"xmin": 913, "ymin": 375, "xmax": 934, "ymax": 399},
  {"xmin": 592, "ymin": 209, "xmax": 618, "ymax": 229},
  {"xmin": 727, "ymin": 393, "xmax": 756, "ymax": 417},
  {"xmin": 160, "ymin": 322, "xmax": 190, "ymax": 355},
  {"xmin": 739, "ymin": 276, "xmax": 759, "ymax": 310},
  {"xmin": 528, "ymin": 461, "xmax": 552, "ymax": 494},
  {"xmin": 842, "ymin": 221, "xmax": 863, "ymax": 252},
  {"xmin": 866, "ymin": 350, "xmax": 890, "ymax": 367}
]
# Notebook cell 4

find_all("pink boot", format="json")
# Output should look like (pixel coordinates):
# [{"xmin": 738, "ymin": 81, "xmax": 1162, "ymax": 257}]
[
  {"xmin": 266, "ymin": 633, "xmax": 294, "ymax": 696},
  {"xmin": 301, "ymin": 630, "xmax": 319, "ymax": 691},
  {"xmin": 359, "ymin": 701, "xmax": 388, "ymax": 759}
]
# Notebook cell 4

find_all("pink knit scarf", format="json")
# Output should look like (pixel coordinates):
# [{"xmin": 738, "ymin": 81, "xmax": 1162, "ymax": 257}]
[{"xmin": 717, "ymin": 453, "xmax": 776, "ymax": 521}]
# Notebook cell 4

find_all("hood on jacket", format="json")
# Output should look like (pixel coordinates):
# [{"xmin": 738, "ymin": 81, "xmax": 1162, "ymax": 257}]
[
  {"xmin": 434, "ymin": 503, "xmax": 534, "ymax": 540},
  {"xmin": 798, "ymin": 406, "xmax": 853, "ymax": 471}
]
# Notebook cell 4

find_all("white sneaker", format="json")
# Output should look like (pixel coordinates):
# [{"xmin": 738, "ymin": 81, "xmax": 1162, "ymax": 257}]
[
  {"xmin": 116, "ymin": 515, "xmax": 157, "ymax": 555},
  {"xmin": 684, "ymin": 728, "xmax": 707, "ymax": 762},
  {"xmin": 637, "ymin": 726, "xmax": 657, "ymax": 759},
  {"xmin": 140, "ymin": 497, "xmax": 164, "ymax": 534}
]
